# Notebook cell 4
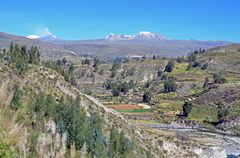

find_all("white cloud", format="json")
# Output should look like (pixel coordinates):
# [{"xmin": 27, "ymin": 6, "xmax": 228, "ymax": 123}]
[
  {"xmin": 26, "ymin": 27, "xmax": 56, "ymax": 39},
  {"xmin": 34, "ymin": 27, "xmax": 56, "ymax": 38}
]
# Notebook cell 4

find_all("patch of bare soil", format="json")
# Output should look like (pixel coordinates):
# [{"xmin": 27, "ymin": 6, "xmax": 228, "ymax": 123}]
[{"xmin": 109, "ymin": 104, "xmax": 142, "ymax": 110}]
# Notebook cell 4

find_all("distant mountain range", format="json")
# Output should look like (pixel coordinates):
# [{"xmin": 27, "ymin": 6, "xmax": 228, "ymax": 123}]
[
  {"xmin": 105, "ymin": 31, "xmax": 167, "ymax": 41},
  {"xmin": 0, "ymin": 31, "xmax": 235, "ymax": 60}
]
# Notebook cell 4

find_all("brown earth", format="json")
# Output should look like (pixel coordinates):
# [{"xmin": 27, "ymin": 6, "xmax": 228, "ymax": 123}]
[{"xmin": 109, "ymin": 104, "xmax": 142, "ymax": 110}]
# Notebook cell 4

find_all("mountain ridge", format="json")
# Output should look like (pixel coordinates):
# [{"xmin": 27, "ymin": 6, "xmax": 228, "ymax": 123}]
[{"xmin": 0, "ymin": 31, "xmax": 236, "ymax": 59}]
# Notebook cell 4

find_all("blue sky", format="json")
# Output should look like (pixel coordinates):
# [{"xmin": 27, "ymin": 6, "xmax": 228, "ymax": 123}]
[{"xmin": 0, "ymin": 0, "xmax": 239, "ymax": 42}]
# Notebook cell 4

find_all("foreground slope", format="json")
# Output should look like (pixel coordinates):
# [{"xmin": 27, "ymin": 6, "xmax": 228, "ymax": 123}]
[{"xmin": 0, "ymin": 57, "xmax": 200, "ymax": 157}]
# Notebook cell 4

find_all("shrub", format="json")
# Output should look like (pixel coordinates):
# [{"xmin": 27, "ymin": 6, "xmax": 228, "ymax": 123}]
[
  {"xmin": 187, "ymin": 53, "xmax": 196, "ymax": 62},
  {"xmin": 112, "ymin": 88, "xmax": 120, "ymax": 96},
  {"xmin": 177, "ymin": 56, "xmax": 185, "ymax": 63},
  {"xmin": 98, "ymin": 69, "xmax": 104, "ymax": 75},
  {"xmin": 164, "ymin": 60, "xmax": 175, "ymax": 72},
  {"xmin": 82, "ymin": 59, "xmax": 91, "ymax": 65},
  {"xmin": 164, "ymin": 79, "xmax": 177, "ymax": 92},
  {"xmin": 213, "ymin": 73, "xmax": 226, "ymax": 84},
  {"xmin": 203, "ymin": 77, "xmax": 210, "ymax": 89},
  {"xmin": 201, "ymin": 63, "xmax": 208, "ymax": 70},
  {"xmin": 125, "ymin": 68, "xmax": 135, "ymax": 77},
  {"xmin": 217, "ymin": 102, "xmax": 229, "ymax": 123},
  {"xmin": 10, "ymin": 84, "xmax": 22, "ymax": 110},
  {"xmin": 182, "ymin": 102, "xmax": 192, "ymax": 117},
  {"xmin": 62, "ymin": 57, "xmax": 67, "ymax": 65},
  {"xmin": 152, "ymin": 55, "xmax": 156, "ymax": 60},
  {"xmin": 93, "ymin": 58, "xmax": 100, "ymax": 71},
  {"xmin": 143, "ymin": 91, "xmax": 151, "ymax": 103}
]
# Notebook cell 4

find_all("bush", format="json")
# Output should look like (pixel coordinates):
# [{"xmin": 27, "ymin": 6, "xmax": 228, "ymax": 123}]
[
  {"xmin": 213, "ymin": 73, "xmax": 226, "ymax": 84},
  {"xmin": 125, "ymin": 68, "xmax": 135, "ymax": 77},
  {"xmin": 164, "ymin": 60, "xmax": 175, "ymax": 72},
  {"xmin": 82, "ymin": 59, "xmax": 91, "ymax": 65},
  {"xmin": 98, "ymin": 69, "xmax": 104, "ymax": 75},
  {"xmin": 62, "ymin": 57, "xmax": 67, "ymax": 65},
  {"xmin": 187, "ymin": 61, "xmax": 201, "ymax": 70},
  {"xmin": 104, "ymin": 80, "xmax": 134, "ymax": 96},
  {"xmin": 93, "ymin": 58, "xmax": 100, "ymax": 71},
  {"xmin": 203, "ymin": 77, "xmax": 210, "ymax": 89},
  {"xmin": 164, "ymin": 80, "xmax": 177, "ymax": 92},
  {"xmin": 108, "ymin": 128, "xmax": 132, "ymax": 158},
  {"xmin": 152, "ymin": 55, "xmax": 156, "ymax": 60},
  {"xmin": 187, "ymin": 53, "xmax": 196, "ymax": 62},
  {"xmin": 177, "ymin": 56, "xmax": 185, "ymax": 63},
  {"xmin": 182, "ymin": 102, "xmax": 192, "ymax": 117},
  {"xmin": 143, "ymin": 91, "xmax": 151, "ymax": 103},
  {"xmin": 112, "ymin": 88, "xmax": 120, "ymax": 96},
  {"xmin": 217, "ymin": 102, "xmax": 229, "ymax": 123},
  {"xmin": 10, "ymin": 84, "xmax": 22, "ymax": 110},
  {"xmin": 201, "ymin": 63, "xmax": 208, "ymax": 70}
]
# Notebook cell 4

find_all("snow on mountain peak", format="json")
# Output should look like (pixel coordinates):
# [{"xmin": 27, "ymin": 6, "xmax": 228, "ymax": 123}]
[
  {"xmin": 105, "ymin": 31, "xmax": 167, "ymax": 41},
  {"xmin": 26, "ymin": 34, "xmax": 58, "ymax": 42},
  {"xmin": 26, "ymin": 35, "xmax": 40, "ymax": 39},
  {"xmin": 134, "ymin": 31, "xmax": 167, "ymax": 40}
]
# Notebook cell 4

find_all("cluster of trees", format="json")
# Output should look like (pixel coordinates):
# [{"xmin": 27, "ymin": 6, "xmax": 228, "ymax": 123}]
[
  {"xmin": 82, "ymin": 58, "xmax": 91, "ymax": 65},
  {"xmin": 176, "ymin": 56, "xmax": 185, "ymax": 63},
  {"xmin": 30, "ymin": 93, "xmax": 132, "ymax": 157},
  {"xmin": 108, "ymin": 127, "xmax": 132, "ymax": 158},
  {"xmin": 0, "ymin": 42, "xmax": 40, "ymax": 74},
  {"xmin": 0, "ymin": 42, "xmax": 78, "ymax": 85},
  {"xmin": 186, "ymin": 53, "xmax": 201, "ymax": 70},
  {"xmin": 203, "ymin": 73, "xmax": 227, "ymax": 89},
  {"xmin": 57, "ymin": 57, "xmax": 67, "ymax": 66},
  {"xmin": 44, "ymin": 59, "xmax": 77, "ymax": 86},
  {"xmin": 192, "ymin": 48, "xmax": 206, "ymax": 54},
  {"xmin": 110, "ymin": 60, "xmax": 121, "ymax": 78},
  {"xmin": 81, "ymin": 57, "xmax": 100, "ymax": 72},
  {"xmin": 104, "ymin": 79, "xmax": 135, "ymax": 96}
]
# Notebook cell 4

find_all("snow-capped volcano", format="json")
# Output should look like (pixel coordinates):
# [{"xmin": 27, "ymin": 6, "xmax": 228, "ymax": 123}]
[
  {"xmin": 134, "ymin": 31, "xmax": 167, "ymax": 40},
  {"xmin": 105, "ymin": 31, "xmax": 167, "ymax": 41},
  {"xmin": 26, "ymin": 34, "xmax": 58, "ymax": 42},
  {"xmin": 39, "ymin": 35, "xmax": 57, "ymax": 41}
]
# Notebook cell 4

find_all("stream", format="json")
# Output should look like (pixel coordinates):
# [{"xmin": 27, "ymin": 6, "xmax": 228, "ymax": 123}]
[{"xmin": 135, "ymin": 123, "xmax": 240, "ymax": 157}]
